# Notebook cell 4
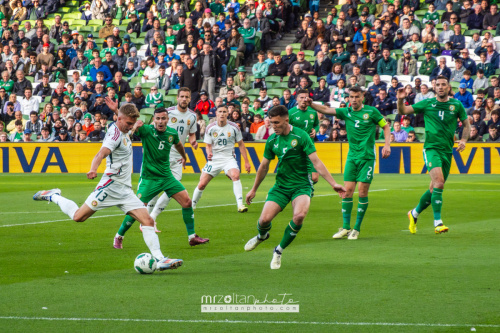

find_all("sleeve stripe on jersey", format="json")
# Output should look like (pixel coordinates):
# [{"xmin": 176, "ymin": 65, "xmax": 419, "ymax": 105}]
[
  {"xmin": 206, "ymin": 122, "xmax": 217, "ymax": 131},
  {"xmin": 112, "ymin": 126, "xmax": 120, "ymax": 141},
  {"xmin": 228, "ymin": 121, "xmax": 242, "ymax": 134}
]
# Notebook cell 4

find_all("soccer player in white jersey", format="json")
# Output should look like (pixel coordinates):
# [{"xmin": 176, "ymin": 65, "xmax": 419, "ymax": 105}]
[
  {"xmin": 147, "ymin": 88, "xmax": 200, "ymax": 230},
  {"xmin": 32, "ymin": 103, "xmax": 183, "ymax": 271},
  {"xmin": 192, "ymin": 105, "xmax": 251, "ymax": 212}
]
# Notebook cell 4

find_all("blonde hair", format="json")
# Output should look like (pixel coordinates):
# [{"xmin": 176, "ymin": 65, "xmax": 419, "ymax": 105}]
[{"xmin": 119, "ymin": 104, "xmax": 140, "ymax": 119}]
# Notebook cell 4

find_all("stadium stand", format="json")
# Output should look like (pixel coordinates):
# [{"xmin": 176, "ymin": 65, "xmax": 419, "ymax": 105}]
[{"xmin": 0, "ymin": 0, "xmax": 499, "ymax": 144}]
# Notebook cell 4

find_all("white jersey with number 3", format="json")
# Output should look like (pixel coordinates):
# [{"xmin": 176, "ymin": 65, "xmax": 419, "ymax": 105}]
[
  {"xmin": 167, "ymin": 106, "xmax": 197, "ymax": 161},
  {"xmin": 204, "ymin": 121, "xmax": 242, "ymax": 159},
  {"xmin": 101, "ymin": 123, "xmax": 133, "ymax": 187}
]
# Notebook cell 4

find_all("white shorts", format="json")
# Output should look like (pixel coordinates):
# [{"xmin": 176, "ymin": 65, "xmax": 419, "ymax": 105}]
[
  {"xmin": 85, "ymin": 179, "xmax": 145, "ymax": 214},
  {"xmin": 202, "ymin": 157, "xmax": 239, "ymax": 178},
  {"xmin": 170, "ymin": 158, "xmax": 183, "ymax": 181}
]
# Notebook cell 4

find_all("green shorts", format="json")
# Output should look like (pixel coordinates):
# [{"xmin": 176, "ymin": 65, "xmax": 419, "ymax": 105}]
[
  {"xmin": 344, "ymin": 158, "xmax": 376, "ymax": 184},
  {"xmin": 423, "ymin": 149, "xmax": 452, "ymax": 181},
  {"xmin": 136, "ymin": 177, "xmax": 186, "ymax": 203},
  {"xmin": 266, "ymin": 184, "xmax": 313, "ymax": 210}
]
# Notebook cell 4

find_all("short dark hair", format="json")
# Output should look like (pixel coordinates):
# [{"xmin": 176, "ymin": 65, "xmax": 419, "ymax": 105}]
[
  {"xmin": 177, "ymin": 87, "xmax": 191, "ymax": 96},
  {"xmin": 489, "ymin": 123, "xmax": 497, "ymax": 129},
  {"xmin": 349, "ymin": 86, "xmax": 364, "ymax": 94},
  {"xmin": 154, "ymin": 107, "xmax": 168, "ymax": 114},
  {"xmin": 296, "ymin": 89, "xmax": 309, "ymax": 96},
  {"xmin": 268, "ymin": 105, "xmax": 289, "ymax": 118},
  {"xmin": 30, "ymin": 111, "xmax": 38, "ymax": 116},
  {"xmin": 492, "ymin": 110, "xmax": 499, "ymax": 116},
  {"xmin": 436, "ymin": 75, "xmax": 449, "ymax": 83}
]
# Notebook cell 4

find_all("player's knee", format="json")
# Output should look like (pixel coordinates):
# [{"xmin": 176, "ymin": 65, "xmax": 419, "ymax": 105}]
[
  {"xmin": 232, "ymin": 174, "xmax": 240, "ymax": 181},
  {"xmin": 293, "ymin": 212, "xmax": 307, "ymax": 223},
  {"xmin": 73, "ymin": 215, "xmax": 86, "ymax": 223},
  {"xmin": 311, "ymin": 173, "xmax": 319, "ymax": 183},
  {"xmin": 182, "ymin": 198, "xmax": 193, "ymax": 208},
  {"xmin": 198, "ymin": 183, "xmax": 207, "ymax": 191},
  {"xmin": 142, "ymin": 216, "xmax": 154, "ymax": 227},
  {"xmin": 433, "ymin": 181, "xmax": 445, "ymax": 189}
]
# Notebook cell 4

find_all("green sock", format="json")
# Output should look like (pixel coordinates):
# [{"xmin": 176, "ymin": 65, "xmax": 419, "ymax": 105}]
[
  {"xmin": 431, "ymin": 188, "xmax": 443, "ymax": 221},
  {"xmin": 182, "ymin": 207, "xmax": 195, "ymax": 235},
  {"xmin": 257, "ymin": 220, "xmax": 272, "ymax": 238},
  {"xmin": 342, "ymin": 198, "xmax": 353, "ymax": 230},
  {"xmin": 279, "ymin": 220, "xmax": 302, "ymax": 250},
  {"xmin": 354, "ymin": 196, "xmax": 368, "ymax": 232},
  {"xmin": 118, "ymin": 215, "xmax": 136, "ymax": 237},
  {"xmin": 415, "ymin": 189, "xmax": 432, "ymax": 214}
]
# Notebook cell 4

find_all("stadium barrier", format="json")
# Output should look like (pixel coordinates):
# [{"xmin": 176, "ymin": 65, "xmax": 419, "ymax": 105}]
[{"xmin": 1, "ymin": 143, "xmax": 500, "ymax": 174}]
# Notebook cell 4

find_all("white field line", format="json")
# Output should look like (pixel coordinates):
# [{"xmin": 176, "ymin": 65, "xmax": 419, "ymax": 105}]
[
  {"xmin": 0, "ymin": 316, "xmax": 497, "ymax": 328},
  {"xmin": 0, "ymin": 190, "xmax": 388, "ymax": 228}
]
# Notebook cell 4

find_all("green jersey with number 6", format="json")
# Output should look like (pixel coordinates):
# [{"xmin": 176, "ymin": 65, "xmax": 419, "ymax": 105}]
[
  {"xmin": 263, "ymin": 126, "xmax": 316, "ymax": 189},
  {"xmin": 288, "ymin": 106, "xmax": 319, "ymax": 142},
  {"xmin": 335, "ymin": 105, "xmax": 386, "ymax": 160},
  {"xmin": 412, "ymin": 98, "xmax": 467, "ymax": 153},
  {"xmin": 137, "ymin": 124, "xmax": 180, "ymax": 179}
]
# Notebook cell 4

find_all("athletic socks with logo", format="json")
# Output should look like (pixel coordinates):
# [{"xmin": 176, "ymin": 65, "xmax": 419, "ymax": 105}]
[
  {"xmin": 279, "ymin": 220, "xmax": 302, "ymax": 250},
  {"xmin": 51, "ymin": 195, "xmax": 78, "ymax": 220}
]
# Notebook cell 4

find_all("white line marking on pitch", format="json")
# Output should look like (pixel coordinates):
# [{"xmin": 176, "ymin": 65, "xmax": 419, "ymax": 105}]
[
  {"xmin": 0, "ymin": 190, "xmax": 388, "ymax": 228},
  {"xmin": 0, "ymin": 316, "xmax": 497, "ymax": 328}
]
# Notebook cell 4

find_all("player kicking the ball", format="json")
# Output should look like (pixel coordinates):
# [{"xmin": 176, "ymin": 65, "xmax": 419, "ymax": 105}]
[
  {"xmin": 307, "ymin": 86, "xmax": 391, "ymax": 240},
  {"xmin": 192, "ymin": 105, "xmax": 251, "ymax": 212},
  {"xmin": 33, "ymin": 104, "xmax": 182, "ymax": 271},
  {"xmin": 244, "ymin": 105, "xmax": 346, "ymax": 269},
  {"xmin": 397, "ymin": 75, "xmax": 470, "ymax": 234}
]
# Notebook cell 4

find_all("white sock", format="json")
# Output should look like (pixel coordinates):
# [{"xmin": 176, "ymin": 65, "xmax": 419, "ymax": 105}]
[
  {"xmin": 188, "ymin": 234, "xmax": 196, "ymax": 240},
  {"xmin": 141, "ymin": 226, "xmax": 164, "ymax": 260},
  {"xmin": 147, "ymin": 194, "xmax": 159, "ymax": 214},
  {"xmin": 276, "ymin": 245, "xmax": 284, "ymax": 253},
  {"xmin": 150, "ymin": 193, "xmax": 170, "ymax": 221},
  {"xmin": 51, "ymin": 195, "xmax": 78, "ymax": 220},
  {"xmin": 233, "ymin": 180, "xmax": 243, "ymax": 207},
  {"xmin": 192, "ymin": 187, "xmax": 203, "ymax": 204},
  {"xmin": 412, "ymin": 209, "xmax": 419, "ymax": 218},
  {"xmin": 434, "ymin": 219, "xmax": 443, "ymax": 227},
  {"xmin": 115, "ymin": 233, "xmax": 123, "ymax": 239}
]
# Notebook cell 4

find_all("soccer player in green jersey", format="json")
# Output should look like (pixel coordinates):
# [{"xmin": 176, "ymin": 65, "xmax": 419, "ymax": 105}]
[
  {"xmin": 104, "ymin": 101, "xmax": 209, "ymax": 249},
  {"xmin": 397, "ymin": 75, "xmax": 470, "ymax": 234},
  {"xmin": 288, "ymin": 90, "xmax": 320, "ymax": 183},
  {"xmin": 307, "ymin": 86, "xmax": 392, "ymax": 239},
  {"xmin": 244, "ymin": 106, "xmax": 346, "ymax": 269}
]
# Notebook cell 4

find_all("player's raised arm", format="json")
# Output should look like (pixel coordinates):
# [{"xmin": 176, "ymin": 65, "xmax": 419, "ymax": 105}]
[
  {"xmin": 306, "ymin": 98, "xmax": 338, "ymax": 116},
  {"xmin": 308, "ymin": 152, "xmax": 346, "ymax": 198},
  {"xmin": 396, "ymin": 88, "xmax": 415, "ymax": 115},
  {"xmin": 456, "ymin": 117, "xmax": 471, "ymax": 153},
  {"xmin": 246, "ymin": 157, "xmax": 270, "ymax": 205},
  {"xmin": 174, "ymin": 141, "xmax": 188, "ymax": 168},
  {"xmin": 131, "ymin": 120, "xmax": 144, "ymax": 133},
  {"xmin": 88, "ymin": 147, "xmax": 111, "ymax": 179},
  {"xmin": 104, "ymin": 97, "xmax": 119, "ymax": 114},
  {"xmin": 237, "ymin": 140, "xmax": 251, "ymax": 173}
]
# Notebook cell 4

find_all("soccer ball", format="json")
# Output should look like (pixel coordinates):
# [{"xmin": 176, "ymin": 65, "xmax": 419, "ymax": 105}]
[{"xmin": 134, "ymin": 253, "xmax": 157, "ymax": 274}]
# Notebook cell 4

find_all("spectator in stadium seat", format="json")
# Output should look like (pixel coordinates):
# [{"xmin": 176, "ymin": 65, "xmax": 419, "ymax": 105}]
[
  {"xmin": 475, "ymin": 42, "xmax": 500, "ymax": 70},
  {"xmin": 343, "ymin": 54, "xmax": 358, "ymax": 76},
  {"xmin": 487, "ymin": 109, "xmax": 500, "ymax": 130},
  {"xmin": 234, "ymin": 66, "xmax": 251, "ymax": 91},
  {"xmin": 430, "ymin": 58, "xmax": 451, "ymax": 81},
  {"xmin": 177, "ymin": 18, "xmax": 200, "ymax": 45},
  {"xmin": 219, "ymin": 76, "xmax": 246, "ymax": 100},
  {"xmin": 377, "ymin": 48, "xmax": 397, "ymax": 76},
  {"xmin": 350, "ymin": 64, "xmax": 366, "ymax": 86},
  {"xmin": 25, "ymin": 111, "xmax": 43, "ymax": 136},
  {"xmin": 300, "ymin": 27, "xmax": 317, "ymax": 51},
  {"xmin": 12, "ymin": 70, "xmax": 32, "ymax": 97},
  {"xmin": 372, "ymin": 89, "xmax": 393, "ymax": 116},
  {"xmin": 388, "ymin": 77, "xmax": 403, "ymax": 101},
  {"xmin": 367, "ymin": 74, "xmax": 387, "ymax": 99},
  {"xmin": 472, "ymin": 69, "xmax": 488, "ymax": 93},
  {"xmin": 467, "ymin": 5, "xmax": 484, "ymax": 30},
  {"xmin": 288, "ymin": 64, "xmax": 312, "ymax": 89},
  {"xmin": 252, "ymin": 51, "xmax": 269, "ymax": 78},
  {"xmin": 326, "ymin": 63, "xmax": 346, "ymax": 88},
  {"xmin": 268, "ymin": 53, "xmax": 287, "ymax": 78},
  {"xmin": 486, "ymin": 123, "xmax": 500, "ymax": 142},
  {"xmin": 179, "ymin": 58, "xmax": 202, "ymax": 108},
  {"xmin": 19, "ymin": 88, "xmax": 39, "ymax": 115},
  {"xmin": 476, "ymin": 53, "xmax": 496, "ymax": 79},
  {"xmin": 483, "ymin": 4, "xmax": 500, "ymax": 30},
  {"xmin": 415, "ymin": 83, "xmax": 435, "ymax": 103},
  {"xmin": 313, "ymin": 52, "xmax": 332, "ymax": 79},
  {"xmin": 422, "ymin": 3, "xmax": 439, "ymax": 25},
  {"xmin": 288, "ymin": 51, "xmax": 314, "ymax": 75},
  {"xmin": 249, "ymin": 113, "xmax": 263, "ymax": 133},
  {"xmin": 437, "ymin": 21, "xmax": 453, "ymax": 44},
  {"xmin": 90, "ymin": 57, "xmax": 113, "ymax": 83},
  {"xmin": 397, "ymin": 49, "xmax": 417, "ymax": 76},
  {"xmin": 458, "ymin": 49, "xmax": 477, "ymax": 76},
  {"xmin": 450, "ymin": 58, "xmax": 466, "ymax": 83},
  {"xmin": 331, "ymin": 43, "xmax": 350, "ymax": 67},
  {"xmin": 391, "ymin": 121, "xmax": 408, "ymax": 142},
  {"xmin": 360, "ymin": 50, "xmax": 379, "ymax": 76},
  {"xmin": 311, "ymin": 78, "xmax": 329, "ymax": 103},
  {"xmin": 279, "ymin": 89, "xmax": 297, "ymax": 109}
]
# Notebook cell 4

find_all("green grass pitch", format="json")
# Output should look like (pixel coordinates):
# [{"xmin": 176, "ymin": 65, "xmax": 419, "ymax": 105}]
[{"xmin": 0, "ymin": 173, "xmax": 499, "ymax": 332}]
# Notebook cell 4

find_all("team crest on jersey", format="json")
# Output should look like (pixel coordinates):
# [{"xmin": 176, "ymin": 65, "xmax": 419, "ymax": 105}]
[
  {"xmin": 171, "ymin": 117, "xmax": 178, "ymax": 123},
  {"xmin": 168, "ymin": 135, "xmax": 173, "ymax": 143},
  {"xmin": 91, "ymin": 200, "xmax": 98, "ymax": 207},
  {"xmin": 363, "ymin": 113, "xmax": 369, "ymax": 120},
  {"xmin": 137, "ymin": 193, "xmax": 142, "ymax": 199},
  {"xmin": 187, "ymin": 119, "xmax": 191, "ymax": 125},
  {"xmin": 213, "ymin": 132, "xmax": 218, "ymax": 138},
  {"xmin": 429, "ymin": 162, "xmax": 432, "ymax": 167},
  {"xmin": 227, "ymin": 132, "xmax": 231, "ymax": 137},
  {"xmin": 309, "ymin": 114, "xmax": 314, "ymax": 119},
  {"xmin": 291, "ymin": 139, "xmax": 298, "ymax": 147},
  {"xmin": 123, "ymin": 138, "xmax": 127, "ymax": 146},
  {"xmin": 449, "ymin": 105, "xmax": 455, "ymax": 111}
]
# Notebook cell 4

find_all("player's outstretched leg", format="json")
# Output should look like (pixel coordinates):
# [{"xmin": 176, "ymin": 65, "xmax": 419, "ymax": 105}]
[
  {"xmin": 408, "ymin": 189, "xmax": 432, "ymax": 234},
  {"xmin": 33, "ymin": 189, "xmax": 92, "ymax": 222},
  {"xmin": 172, "ymin": 190, "xmax": 209, "ymax": 246},
  {"xmin": 244, "ymin": 220, "xmax": 271, "ymax": 251},
  {"xmin": 128, "ymin": 208, "xmax": 183, "ymax": 271}
]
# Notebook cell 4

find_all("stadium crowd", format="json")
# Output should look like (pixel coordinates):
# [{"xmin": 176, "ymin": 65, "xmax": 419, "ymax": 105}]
[{"xmin": 0, "ymin": 0, "xmax": 499, "ymax": 144}]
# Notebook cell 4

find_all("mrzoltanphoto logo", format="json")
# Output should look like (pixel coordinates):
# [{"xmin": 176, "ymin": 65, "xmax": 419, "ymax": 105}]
[{"xmin": 201, "ymin": 293, "xmax": 299, "ymax": 313}]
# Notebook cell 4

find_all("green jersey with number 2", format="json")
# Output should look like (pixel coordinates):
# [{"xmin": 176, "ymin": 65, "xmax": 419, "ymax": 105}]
[
  {"xmin": 137, "ymin": 125, "xmax": 180, "ymax": 179},
  {"xmin": 263, "ymin": 126, "xmax": 316, "ymax": 189},
  {"xmin": 335, "ymin": 105, "xmax": 386, "ymax": 160},
  {"xmin": 412, "ymin": 98, "xmax": 467, "ymax": 153}
]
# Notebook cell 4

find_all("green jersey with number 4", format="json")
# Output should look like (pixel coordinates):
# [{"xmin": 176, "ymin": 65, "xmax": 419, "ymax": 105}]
[
  {"xmin": 263, "ymin": 126, "xmax": 316, "ymax": 189},
  {"xmin": 335, "ymin": 105, "xmax": 386, "ymax": 160},
  {"xmin": 288, "ymin": 106, "xmax": 319, "ymax": 141},
  {"xmin": 412, "ymin": 98, "xmax": 467, "ymax": 153},
  {"xmin": 137, "ymin": 124, "xmax": 180, "ymax": 179}
]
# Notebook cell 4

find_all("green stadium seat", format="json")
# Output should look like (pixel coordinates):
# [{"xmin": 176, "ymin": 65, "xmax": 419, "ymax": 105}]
[
  {"xmin": 274, "ymin": 82, "xmax": 289, "ymax": 89},
  {"xmin": 267, "ymin": 89, "xmax": 284, "ymax": 97},
  {"xmin": 414, "ymin": 127, "xmax": 425, "ymax": 134},
  {"xmin": 482, "ymin": 134, "xmax": 489, "ymax": 141},
  {"xmin": 303, "ymin": 50, "xmax": 315, "ymax": 57},
  {"xmin": 168, "ymin": 89, "xmax": 178, "ymax": 95},
  {"xmin": 141, "ymin": 108, "xmax": 155, "ymax": 115},
  {"xmin": 139, "ymin": 114, "xmax": 152, "ymax": 124},
  {"xmin": 282, "ymin": 76, "xmax": 290, "ymax": 82},
  {"xmin": 247, "ymin": 88, "xmax": 261, "ymax": 95},
  {"xmin": 164, "ymin": 95, "xmax": 177, "ymax": 107},
  {"xmin": 142, "ymin": 82, "xmax": 155, "ymax": 89},
  {"xmin": 265, "ymin": 76, "xmax": 281, "ymax": 84},
  {"xmin": 416, "ymin": 133, "xmax": 426, "ymax": 142},
  {"xmin": 386, "ymin": 114, "xmax": 396, "ymax": 121}
]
